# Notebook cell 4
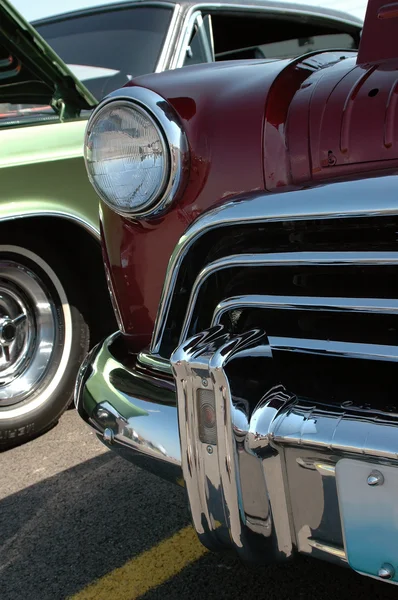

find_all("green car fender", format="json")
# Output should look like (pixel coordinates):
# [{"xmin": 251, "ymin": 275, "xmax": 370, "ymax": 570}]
[{"xmin": 0, "ymin": 118, "xmax": 100, "ymax": 234}]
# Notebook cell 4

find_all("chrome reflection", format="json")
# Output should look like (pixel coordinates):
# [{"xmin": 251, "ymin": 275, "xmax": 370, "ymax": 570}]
[
  {"xmin": 171, "ymin": 325, "xmax": 290, "ymax": 561},
  {"xmin": 78, "ymin": 325, "xmax": 398, "ymax": 572},
  {"xmin": 268, "ymin": 399, "xmax": 398, "ymax": 460},
  {"xmin": 307, "ymin": 540, "xmax": 347, "ymax": 561},
  {"xmin": 75, "ymin": 333, "xmax": 181, "ymax": 484},
  {"xmin": 139, "ymin": 284, "xmax": 398, "ymax": 374},
  {"xmin": 213, "ymin": 294, "xmax": 398, "ymax": 319},
  {"xmin": 179, "ymin": 251, "xmax": 398, "ymax": 345},
  {"xmin": 212, "ymin": 293, "xmax": 398, "ymax": 362},
  {"xmin": 170, "ymin": 323, "xmax": 398, "ymax": 568},
  {"xmin": 138, "ymin": 349, "xmax": 172, "ymax": 375},
  {"xmin": 151, "ymin": 175, "xmax": 398, "ymax": 354},
  {"xmin": 0, "ymin": 259, "xmax": 55, "ymax": 406},
  {"xmin": 85, "ymin": 86, "xmax": 189, "ymax": 219},
  {"xmin": 249, "ymin": 394, "xmax": 398, "ymax": 564}
]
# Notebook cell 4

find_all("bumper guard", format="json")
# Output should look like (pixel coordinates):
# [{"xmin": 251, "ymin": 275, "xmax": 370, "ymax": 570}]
[{"xmin": 75, "ymin": 329, "xmax": 398, "ymax": 583}]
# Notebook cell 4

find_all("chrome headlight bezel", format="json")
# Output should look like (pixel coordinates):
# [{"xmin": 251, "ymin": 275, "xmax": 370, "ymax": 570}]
[{"xmin": 84, "ymin": 87, "xmax": 189, "ymax": 219}]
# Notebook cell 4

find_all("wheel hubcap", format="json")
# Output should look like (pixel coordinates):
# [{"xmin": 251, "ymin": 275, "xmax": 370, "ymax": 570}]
[
  {"xmin": 0, "ymin": 259, "xmax": 56, "ymax": 407},
  {"xmin": 0, "ymin": 314, "xmax": 26, "ymax": 363},
  {"xmin": 0, "ymin": 318, "xmax": 18, "ymax": 343}
]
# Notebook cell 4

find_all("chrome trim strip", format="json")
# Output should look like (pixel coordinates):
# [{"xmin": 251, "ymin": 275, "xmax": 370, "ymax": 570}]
[
  {"xmin": 84, "ymin": 87, "xmax": 189, "ymax": 219},
  {"xmin": 33, "ymin": 1, "xmax": 177, "ymax": 26},
  {"xmin": 150, "ymin": 177, "xmax": 398, "ymax": 354},
  {"xmin": 213, "ymin": 294, "xmax": 398, "ymax": 319},
  {"xmin": 307, "ymin": 540, "xmax": 347, "ymax": 561},
  {"xmin": 138, "ymin": 349, "xmax": 172, "ymax": 374},
  {"xmin": 267, "ymin": 337, "xmax": 398, "ymax": 362},
  {"xmin": 172, "ymin": 9, "xmax": 202, "ymax": 69},
  {"xmin": 141, "ymin": 335, "xmax": 398, "ymax": 374},
  {"xmin": 212, "ymin": 293, "xmax": 398, "ymax": 362},
  {"xmin": 155, "ymin": 3, "xmax": 182, "ymax": 72},
  {"xmin": 179, "ymin": 250, "xmax": 398, "ymax": 343},
  {"xmin": 0, "ymin": 211, "xmax": 99, "ymax": 240}
]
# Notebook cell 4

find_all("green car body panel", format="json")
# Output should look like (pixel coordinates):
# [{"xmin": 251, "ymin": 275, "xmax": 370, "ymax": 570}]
[
  {"xmin": 0, "ymin": 0, "xmax": 116, "ymax": 448},
  {"xmin": 0, "ymin": 0, "xmax": 98, "ymax": 234},
  {"xmin": 0, "ymin": 119, "xmax": 100, "ymax": 236}
]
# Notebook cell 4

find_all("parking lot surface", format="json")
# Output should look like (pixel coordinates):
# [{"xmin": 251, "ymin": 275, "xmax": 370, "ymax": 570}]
[{"xmin": 1, "ymin": 410, "xmax": 396, "ymax": 600}]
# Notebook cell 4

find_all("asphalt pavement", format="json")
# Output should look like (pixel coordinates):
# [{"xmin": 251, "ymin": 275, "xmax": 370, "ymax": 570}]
[{"xmin": 1, "ymin": 410, "xmax": 396, "ymax": 600}]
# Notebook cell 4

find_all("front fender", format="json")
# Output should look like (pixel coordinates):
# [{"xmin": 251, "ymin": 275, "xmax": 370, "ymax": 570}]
[{"xmin": 0, "ymin": 200, "xmax": 99, "ymax": 239}]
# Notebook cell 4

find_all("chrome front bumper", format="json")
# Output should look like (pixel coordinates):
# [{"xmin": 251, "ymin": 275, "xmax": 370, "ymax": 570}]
[
  {"xmin": 74, "ymin": 333, "xmax": 182, "ymax": 484},
  {"xmin": 76, "ymin": 329, "xmax": 398, "ymax": 584}
]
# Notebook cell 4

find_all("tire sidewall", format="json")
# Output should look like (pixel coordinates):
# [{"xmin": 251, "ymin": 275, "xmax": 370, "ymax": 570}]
[{"xmin": 0, "ymin": 245, "xmax": 88, "ymax": 448}]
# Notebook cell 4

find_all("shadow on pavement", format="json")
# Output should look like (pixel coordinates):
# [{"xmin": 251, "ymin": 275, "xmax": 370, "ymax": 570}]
[
  {"xmin": 1, "ymin": 449, "xmax": 396, "ymax": 600},
  {"xmin": 0, "ymin": 452, "xmax": 189, "ymax": 600},
  {"xmin": 141, "ymin": 551, "xmax": 397, "ymax": 600}
]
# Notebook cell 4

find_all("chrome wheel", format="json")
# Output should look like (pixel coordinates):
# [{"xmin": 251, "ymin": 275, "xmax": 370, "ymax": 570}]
[
  {"xmin": 0, "ymin": 258, "xmax": 57, "ymax": 406},
  {"xmin": 0, "ymin": 238, "xmax": 93, "ymax": 449}
]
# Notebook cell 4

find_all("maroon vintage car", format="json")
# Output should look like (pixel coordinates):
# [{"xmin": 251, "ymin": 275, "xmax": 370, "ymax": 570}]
[{"xmin": 76, "ymin": 0, "xmax": 398, "ymax": 585}]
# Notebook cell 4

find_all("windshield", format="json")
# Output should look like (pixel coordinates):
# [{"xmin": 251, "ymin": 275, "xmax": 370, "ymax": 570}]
[{"xmin": 35, "ymin": 5, "xmax": 173, "ymax": 99}]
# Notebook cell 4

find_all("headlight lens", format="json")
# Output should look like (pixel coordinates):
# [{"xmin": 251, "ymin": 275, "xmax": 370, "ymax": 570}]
[{"xmin": 84, "ymin": 100, "xmax": 169, "ymax": 215}]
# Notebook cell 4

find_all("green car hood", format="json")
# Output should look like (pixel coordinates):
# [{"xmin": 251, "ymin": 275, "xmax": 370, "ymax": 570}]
[{"xmin": 0, "ymin": 0, "xmax": 97, "ymax": 118}]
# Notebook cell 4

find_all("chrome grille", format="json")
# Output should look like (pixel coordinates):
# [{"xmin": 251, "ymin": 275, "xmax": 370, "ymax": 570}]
[
  {"xmin": 149, "ymin": 175, "xmax": 398, "ymax": 356},
  {"xmin": 141, "ymin": 176, "xmax": 398, "ymax": 410}
]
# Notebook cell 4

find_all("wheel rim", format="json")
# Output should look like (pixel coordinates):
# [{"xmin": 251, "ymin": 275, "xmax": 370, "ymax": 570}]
[{"xmin": 0, "ymin": 259, "xmax": 57, "ymax": 407}]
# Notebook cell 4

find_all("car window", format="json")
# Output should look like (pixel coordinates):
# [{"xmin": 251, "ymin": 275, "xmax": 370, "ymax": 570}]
[
  {"xmin": 184, "ymin": 11, "xmax": 359, "ymax": 66},
  {"xmin": 184, "ymin": 14, "xmax": 214, "ymax": 67},
  {"xmin": 35, "ymin": 6, "xmax": 173, "ymax": 99},
  {"xmin": 256, "ymin": 33, "xmax": 356, "ymax": 59},
  {"xmin": 0, "ymin": 103, "xmax": 58, "ymax": 125}
]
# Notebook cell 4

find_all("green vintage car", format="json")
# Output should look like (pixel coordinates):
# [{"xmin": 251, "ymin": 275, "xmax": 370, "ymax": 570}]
[{"xmin": 0, "ymin": 1, "xmax": 116, "ymax": 448}]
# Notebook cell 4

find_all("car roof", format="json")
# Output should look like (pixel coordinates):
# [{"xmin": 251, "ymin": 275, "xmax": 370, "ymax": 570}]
[{"xmin": 32, "ymin": 0, "xmax": 363, "ymax": 29}]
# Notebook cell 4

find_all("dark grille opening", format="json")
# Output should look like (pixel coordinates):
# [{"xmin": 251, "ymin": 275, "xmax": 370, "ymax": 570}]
[
  {"xmin": 219, "ymin": 308, "xmax": 398, "ymax": 347},
  {"xmin": 272, "ymin": 348, "xmax": 396, "ymax": 409},
  {"xmin": 159, "ymin": 214, "xmax": 398, "ymax": 358},
  {"xmin": 216, "ymin": 301, "xmax": 398, "ymax": 408},
  {"xmin": 188, "ymin": 264, "xmax": 398, "ymax": 343}
]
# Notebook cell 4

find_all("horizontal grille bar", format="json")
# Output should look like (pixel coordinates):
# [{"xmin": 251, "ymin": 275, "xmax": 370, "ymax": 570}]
[
  {"xmin": 138, "ymin": 335, "xmax": 398, "ymax": 373},
  {"xmin": 213, "ymin": 294, "xmax": 398, "ymax": 318},
  {"xmin": 179, "ymin": 251, "xmax": 398, "ymax": 344},
  {"xmin": 211, "ymin": 294, "xmax": 398, "ymax": 362},
  {"xmin": 269, "ymin": 337, "xmax": 398, "ymax": 362}
]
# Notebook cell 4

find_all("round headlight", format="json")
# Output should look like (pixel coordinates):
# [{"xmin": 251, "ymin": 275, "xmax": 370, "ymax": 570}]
[{"xmin": 85, "ymin": 100, "xmax": 170, "ymax": 215}]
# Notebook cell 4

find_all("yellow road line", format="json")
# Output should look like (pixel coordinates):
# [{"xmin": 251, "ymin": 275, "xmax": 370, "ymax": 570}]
[{"xmin": 69, "ymin": 526, "xmax": 208, "ymax": 600}]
